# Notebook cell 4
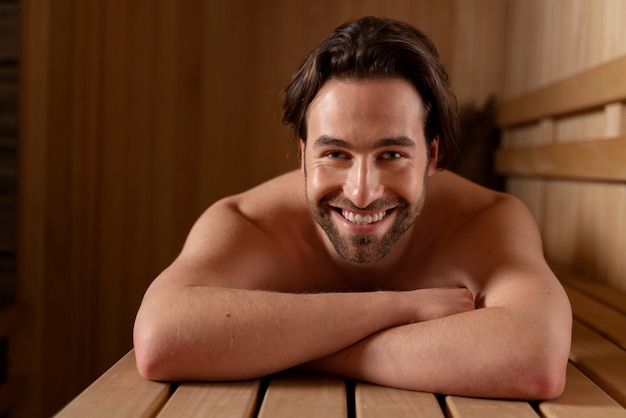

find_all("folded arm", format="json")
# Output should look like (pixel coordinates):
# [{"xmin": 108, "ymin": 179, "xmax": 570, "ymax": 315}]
[
  {"xmin": 302, "ymin": 274, "xmax": 571, "ymax": 400},
  {"xmin": 134, "ymin": 278, "xmax": 474, "ymax": 381}
]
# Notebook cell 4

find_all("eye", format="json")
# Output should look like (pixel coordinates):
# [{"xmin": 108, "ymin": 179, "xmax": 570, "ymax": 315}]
[
  {"xmin": 380, "ymin": 151, "xmax": 404, "ymax": 160},
  {"xmin": 325, "ymin": 150, "xmax": 348, "ymax": 159}
]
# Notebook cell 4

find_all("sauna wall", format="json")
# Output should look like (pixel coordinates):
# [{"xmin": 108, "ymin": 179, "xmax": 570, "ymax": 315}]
[{"xmin": 500, "ymin": 0, "xmax": 626, "ymax": 291}]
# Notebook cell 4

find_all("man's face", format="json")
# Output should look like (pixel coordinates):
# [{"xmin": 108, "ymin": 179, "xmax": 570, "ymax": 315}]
[{"xmin": 302, "ymin": 77, "xmax": 438, "ymax": 264}]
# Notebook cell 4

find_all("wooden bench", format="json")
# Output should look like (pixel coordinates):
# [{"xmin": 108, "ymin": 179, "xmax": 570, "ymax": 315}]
[{"xmin": 54, "ymin": 266, "xmax": 626, "ymax": 418}]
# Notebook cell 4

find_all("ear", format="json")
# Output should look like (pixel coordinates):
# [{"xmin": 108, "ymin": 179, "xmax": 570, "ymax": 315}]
[
  {"xmin": 299, "ymin": 139, "xmax": 306, "ymax": 175},
  {"xmin": 426, "ymin": 137, "xmax": 439, "ymax": 176}
]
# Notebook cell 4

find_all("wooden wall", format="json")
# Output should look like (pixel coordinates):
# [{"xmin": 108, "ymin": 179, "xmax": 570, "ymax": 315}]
[
  {"xmin": 500, "ymin": 0, "xmax": 626, "ymax": 292},
  {"xmin": 14, "ymin": 1, "xmax": 506, "ymax": 416}
]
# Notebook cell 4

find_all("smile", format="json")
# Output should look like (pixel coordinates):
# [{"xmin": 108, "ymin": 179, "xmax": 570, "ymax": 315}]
[{"xmin": 341, "ymin": 209, "xmax": 387, "ymax": 225}]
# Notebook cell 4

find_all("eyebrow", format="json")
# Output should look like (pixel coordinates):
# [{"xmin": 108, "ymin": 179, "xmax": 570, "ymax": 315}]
[
  {"xmin": 312, "ymin": 135, "xmax": 416, "ymax": 149},
  {"xmin": 374, "ymin": 136, "xmax": 416, "ymax": 148},
  {"xmin": 312, "ymin": 136, "xmax": 352, "ymax": 150}
]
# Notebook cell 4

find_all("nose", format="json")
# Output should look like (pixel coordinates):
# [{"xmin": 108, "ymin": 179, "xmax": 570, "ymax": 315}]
[{"xmin": 344, "ymin": 158, "xmax": 384, "ymax": 208}]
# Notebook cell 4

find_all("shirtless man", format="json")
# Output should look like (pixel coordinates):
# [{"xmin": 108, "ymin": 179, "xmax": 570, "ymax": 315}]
[{"xmin": 133, "ymin": 16, "xmax": 572, "ymax": 400}]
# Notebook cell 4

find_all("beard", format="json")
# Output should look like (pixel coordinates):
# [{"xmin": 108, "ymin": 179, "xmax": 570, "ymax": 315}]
[{"xmin": 307, "ymin": 186, "xmax": 427, "ymax": 264}]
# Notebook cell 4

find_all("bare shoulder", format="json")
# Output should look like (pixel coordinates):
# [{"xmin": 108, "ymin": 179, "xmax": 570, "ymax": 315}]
[
  {"xmin": 423, "ymin": 171, "xmax": 555, "ymax": 298},
  {"xmin": 164, "ymin": 170, "xmax": 317, "ymax": 290},
  {"xmin": 425, "ymin": 170, "xmax": 538, "ymax": 243}
]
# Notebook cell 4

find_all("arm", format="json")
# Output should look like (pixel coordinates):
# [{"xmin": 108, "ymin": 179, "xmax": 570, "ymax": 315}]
[
  {"xmin": 303, "ymin": 197, "xmax": 572, "ymax": 400},
  {"xmin": 133, "ymin": 197, "xmax": 475, "ymax": 381}
]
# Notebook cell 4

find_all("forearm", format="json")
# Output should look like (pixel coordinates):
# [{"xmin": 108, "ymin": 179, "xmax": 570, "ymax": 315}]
[
  {"xmin": 133, "ymin": 284, "xmax": 407, "ymax": 381},
  {"xmin": 302, "ymin": 306, "xmax": 571, "ymax": 400}
]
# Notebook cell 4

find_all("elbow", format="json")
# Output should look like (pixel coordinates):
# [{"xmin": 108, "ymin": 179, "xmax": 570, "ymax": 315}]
[
  {"xmin": 133, "ymin": 316, "xmax": 180, "ymax": 381},
  {"xmin": 516, "ymin": 305, "xmax": 572, "ymax": 400},
  {"xmin": 522, "ymin": 361, "xmax": 567, "ymax": 400},
  {"xmin": 134, "ymin": 345, "xmax": 168, "ymax": 382},
  {"xmin": 133, "ymin": 327, "xmax": 167, "ymax": 381},
  {"xmin": 515, "ymin": 342, "xmax": 569, "ymax": 400}
]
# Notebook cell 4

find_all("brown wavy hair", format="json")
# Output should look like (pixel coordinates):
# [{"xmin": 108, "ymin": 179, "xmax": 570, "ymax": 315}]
[{"xmin": 282, "ymin": 16, "xmax": 460, "ymax": 169}]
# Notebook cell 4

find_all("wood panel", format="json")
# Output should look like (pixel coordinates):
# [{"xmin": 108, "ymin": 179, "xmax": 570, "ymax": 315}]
[
  {"xmin": 503, "ymin": 0, "xmax": 626, "ymax": 100},
  {"xmin": 495, "ymin": 137, "xmax": 626, "ymax": 181},
  {"xmin": 498, "ymin": 56, "xmax": 626, "ymax": 126},
  {"xmin": 497, "ymin": 1, "xmax": 626, "ymax": 294}
]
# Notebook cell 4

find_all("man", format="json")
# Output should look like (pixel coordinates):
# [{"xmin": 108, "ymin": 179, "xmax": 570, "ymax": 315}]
[{"xmin": 134, "ymin": 16, "xmax": 571, "ymax": 400}]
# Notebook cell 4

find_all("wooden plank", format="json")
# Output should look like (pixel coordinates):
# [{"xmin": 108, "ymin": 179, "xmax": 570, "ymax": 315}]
[
  {"xmin": 539, "ymin": 363, "xmax": 626, "ymax": 418},
  {"xmin": 156, "ymin": 380, "xmax": 260, "ymax": 418},
  {"xmin": 54, "ymin": 350, "xmax": 170, "ymax": 418},
  {"xmin": 494, "ymin": 137, "xmax": 626, "ymax": 181},
  {"xmin": 497, "ymin": 55, "xmax": 626, "ymax": 127},
  {"xmin": 257, "ymin": 372, "xmax": 347, "ymax": 418},
  {"xmin": 605, "ymin": 103, "xmax": 624, "ymax": 138},
  {"xmin": 563, "ymin": 284, "xmax": 626, "ymax": 350},
  {"xmin": 552, "ymin": 265, "xmax": 626, "ymax": 316},
  {"xmin": 16, "ymin": 0, "xmax": 53, "ymax": 414},
  {"xmin": 0, "ymin": 380, "xmax": 20, "ymax": 415},
  {"xmin": 355, "ymin": 382, "xmax": 444, "ymax": 418},
  {"xmin": 445, "ymin": 396, "xmax": 538, "ymax": 418},
  {"xmin": 569, "ymin": 320, "xmax": 626, "ymax": 407},
  {"xmin": 0, "ymin": 303, "xmax": 20, "ymax": 337}
]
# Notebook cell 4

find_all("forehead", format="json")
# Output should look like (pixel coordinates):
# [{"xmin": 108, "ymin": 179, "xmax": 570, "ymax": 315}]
[{"xmin": 306, "ymin": 77, "xmax": 425, "ymax": 138}]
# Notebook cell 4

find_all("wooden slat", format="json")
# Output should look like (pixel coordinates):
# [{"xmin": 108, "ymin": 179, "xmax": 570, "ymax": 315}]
[
  {"xmin": 564, "ymin": 284, "xmax": 626, "ymax": 350},
  {"xmin": 54, "ymin": 350, "xmax": 171, "ymax": 418},
  {"xmin": 156, "ymin": 380, "xmax": 260, "ymax": 418},
  {"xmin": 445, "ymin": 396, "xmax": 538, "ymax": 418},
  {"xmin": 0, "ymin": 303, "xmax": 20, "ymax": 337},
  {"xmin": 539, "ymin": 363, "xmax": 626, "ymax": 418},
  {"xmin": 569, "ymin": 320, "xmax": 626, "ymax": 407},
  {"xmin": 355, "ymin": 382, "xmax": 444, "ymax": 418},
  {"xmin": 495, "ymin": 137, "xmax": 626, "ymax": 181},
  {"xmin": 497, "ymin": 55, "xmax": 626, "ymax": 127},
  {"xmin": 0, "ymin": 380, "xmax": 20, "ymax": 415},
  {"xmin": 553, "ymin": 266, "xmax": 626, "ymax": 316},
  {"xmin": 257, "ymin": 372, "xmax": 347, "ymax": 418}
]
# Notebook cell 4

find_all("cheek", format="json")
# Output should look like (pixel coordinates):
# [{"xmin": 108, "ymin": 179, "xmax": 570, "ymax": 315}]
[
  {"xmin": 397, "ymin": 172, "xmax": 423, "ymax": 199},
  {"xmin": 307, "ymin": 163, "xmax": 341, "ymax": 201}
]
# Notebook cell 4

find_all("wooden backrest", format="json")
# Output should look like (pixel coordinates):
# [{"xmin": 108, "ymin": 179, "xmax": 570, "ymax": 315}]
[{"xmin": 495, "ymin": 55, "xmax": 626, "ymax": 291}]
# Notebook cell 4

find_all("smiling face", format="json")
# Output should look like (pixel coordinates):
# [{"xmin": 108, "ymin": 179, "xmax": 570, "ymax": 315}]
[{"xmin": 302, "ymin": 77, "xmax": 439, "ymax": 264}]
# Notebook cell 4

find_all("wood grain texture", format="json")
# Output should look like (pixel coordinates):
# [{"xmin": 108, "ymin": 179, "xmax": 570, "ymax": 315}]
[
  {"xmin": 569, "ymin": 321, "xmax": 626, "ymax": 408},
  {"xmin": 539, "ymin": 363, "xmax": 626, "ymax": 418},
  {"xmin": 564, "ymin": 284, "xmax": 626, "ymax": 350},
  {"xmin": 498, "ymin": 56, "xmax": 626, "ymax": 126},
  {"xmin": 355, "ymin": 383, "xmax": 443, "ymax": 418},
  {"xmin": 495, "ymin": 137, "xmax": 626, "ymax": 181},
  {"xmin": 257, "ymin": 372, "xmax": 347, "ymax": 418},
  {"xmin": 445, "ymin": 396, "xmax": 538, "ymax": 418},
  {"xmin": 157, "ymin": 381, "xmax": 260, "ymax": 418},
  {"xmin": 497, "ymin": 0, "xmax": 626, "ymax": 296},
  {"xmin": 54, "ymin": 351, "xmax": 171, "ymax": 418}
]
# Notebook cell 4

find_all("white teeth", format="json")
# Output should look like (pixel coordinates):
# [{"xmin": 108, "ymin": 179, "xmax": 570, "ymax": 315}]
[{"xmin": 341, "ymin": 210, "xmax": 386, "ymax": 225}]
